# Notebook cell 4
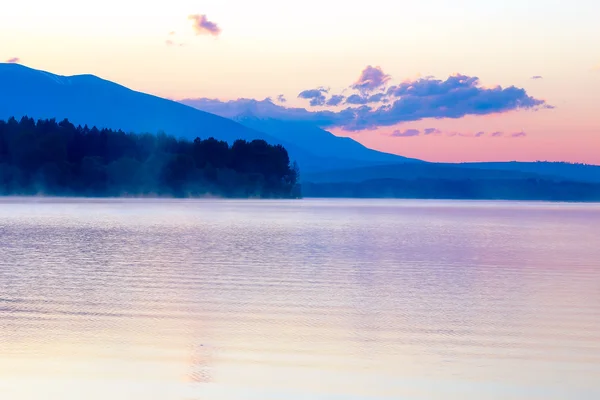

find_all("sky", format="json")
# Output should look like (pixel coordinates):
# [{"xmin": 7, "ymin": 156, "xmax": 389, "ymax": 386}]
[{"xmin": 1, "ymin": 0, "xmax": 600, "ymax": 163}]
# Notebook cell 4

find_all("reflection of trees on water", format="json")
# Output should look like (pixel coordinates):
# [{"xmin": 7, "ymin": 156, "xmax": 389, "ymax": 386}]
[{"xmin": 187, "ymin": 343, "xmax": 216, "ymax": 384}]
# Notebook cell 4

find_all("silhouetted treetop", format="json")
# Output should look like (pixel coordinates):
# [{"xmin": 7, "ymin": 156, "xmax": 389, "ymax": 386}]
[{"xmin": 0, "ymin": 116, "xmax": 301, "ymax": 198}]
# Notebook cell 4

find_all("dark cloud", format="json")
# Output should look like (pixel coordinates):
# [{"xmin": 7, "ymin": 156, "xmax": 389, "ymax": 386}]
[
  {"xmin": 531, "ymin": 75, "xmax": 543, "ymax": 79},
  {"xmin": 368, "ymin": 93, "xmax": 387, "ymax": 103},
  {"xmin": 352, "ymin": 65, "xmax": 391, "ymax": 93},
  {"xmin": 188, "ymin": 14, "xmax": 221, "ymax": 36},
  {"xmin": 277, "ymin": 94, "xmax": 287, "ymax": 103},
  {"xmin": 181, "ymin": 73, "xmax": 550, "ymax": 132},
  {"xmin": 345, "ymin": 93, "xmax": 388, "ymax": 105},
  {"xmin": 6, "ymin": 57, "xmax": 20, "ymax": 63},
  {"xmin": 424, "ymin": 128, "xmax": 442, "ymax": 135},
  {"xmin": 511, "ymin": 131, "xmax": 526, "ymax": 137},
  {"xmin": 298, "ymin": 88, "xmax": 328, "ymax": 107},
  {"xmin": 326, "ymin": 95, "xmax": 345, "ymax": 106},
  {"xmin": 391, "ymin": 129, "xmax": 420, "ymax": 137},
  {"xmin": 491, "ymin": 131, "xmax": 504, "ymax": 137},
  {"xmin": 345, "ymin": 94, "xmax": 369, "ymax": 105}
]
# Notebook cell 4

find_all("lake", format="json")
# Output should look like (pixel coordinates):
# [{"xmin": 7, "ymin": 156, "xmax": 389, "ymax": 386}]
[{"xmin": 0, "ymin": 198, "xmax": 599, "ymax": 400}]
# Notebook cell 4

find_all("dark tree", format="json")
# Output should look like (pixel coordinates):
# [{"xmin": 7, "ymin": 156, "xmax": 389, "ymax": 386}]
[{"xmin": 0, "ymin": 117, "xmax": 301, "ymax": 198}]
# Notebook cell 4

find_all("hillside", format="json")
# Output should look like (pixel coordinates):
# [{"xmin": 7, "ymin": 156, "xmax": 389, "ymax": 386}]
[
  {"xmin": 180, "ymin": 98, "xmax": 420, "ymax": 165},
  {"xmin": 0, "ymin": 64, "xmax": 418, "ymax": 173},
  {"xmin": 303, "ymin": 161, "xmax": 600, "ymax": 185},
  {"xmin": 0, "ymin": 63, "xmax": 271, "ymax": 144}
]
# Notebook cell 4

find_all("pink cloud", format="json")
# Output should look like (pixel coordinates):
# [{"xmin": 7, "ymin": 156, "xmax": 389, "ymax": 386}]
[
  {"xmin": 391, "ymin": 128, "xmax": 420, "ymax": 137},
  {"xmin": 5, "ymin": 57, "xmax": 20, "ymax": 63},
  {"xmin": 188, "ymin": 14, "xmax": 221, "ymax": 37},
  {"xmin": 424, "ymin": 128, "xmax": 442, "ymax": 135},
  {"xmin": 352, "ymin": 66, "xmax": 391, "ymax": 93}
]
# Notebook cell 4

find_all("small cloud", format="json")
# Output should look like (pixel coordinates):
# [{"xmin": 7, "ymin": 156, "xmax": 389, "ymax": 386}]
[
  {"xmin": 531, "ymin": 75, "xmax": 543, "ymax": 79},
  {"xmin": 345, "ymin": 93, "xmax": 387, "ymax": 105},
  {"xmin": 491, "ymin": 131, "xmax": 504, "ymax": 137},
  {"xmin": 277, "ymin": 94, "xmax": 287, "ymax": 103},
  {"xmin": 298, "ymin": 88, "xmax": 328, "ymax": 106},
  {"xmin": 511, "ymin": 131, "xmax": 526, "ymax": 138},
  {"xmin": 423, "ymin": 128, "xmax": 442, "ymax": 135},
  {"xmin": 169, "ymin": 31, "xmax": 176, "ymax": 35},
  {"xmin": 352, "ymin": 65, "xmax": 391, "ymax": 93},
  {"xmin": 346, "ymin": 94, "xmax": 369, "ymax": 105},
  {"xmin": 6, "ymin": 57, "xmax": 20, "ymax": 63},
  {"xmin": 391, "ymin": 128, "xmax": 420, "ymax": 137},
  {"xmin": 326, "ymin": 95, "xmax": 345, "ymax": 106},
  {"xmin": 475, "ymin": 131, "xmax": 485, "ymax": 137},
  {"xmin": 188, "ymin": 14, "xmax": 221, "ymax": 37}
]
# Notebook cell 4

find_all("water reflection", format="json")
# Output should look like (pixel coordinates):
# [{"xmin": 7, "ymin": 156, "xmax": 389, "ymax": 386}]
[{"xmin": 0, "ymin": 198, "xmax": 599, "ymax": 399}]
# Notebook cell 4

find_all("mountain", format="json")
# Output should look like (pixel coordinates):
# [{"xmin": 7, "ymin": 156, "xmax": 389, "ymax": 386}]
[
  {"xmin": 302, "ymin": 178, "xmax": 600, "ymax": 202},
  {"xmin": 303, "ymin": 161, "xmax": 600, "ymax": 185},
  {"xmin": 457, "ymin": 162, "xmax": 600, "ymax": 183},
  {"xmin": 302, "ymin": 162, "xmax": 547, "ymax": 183},
  {"xmin": 0, "ymin": 63, "xmax": 419, "ymax": 173},
  {"xmin": 179, "ymin": 98, "xmax": 421, "ymax": 166},
  {"xmin": 232, "ymin": 116, "xmax": 418, "ymax": 164},
  {"xmin": 0, "ymin": 63, "xmax": 272, "ymax": 144}
]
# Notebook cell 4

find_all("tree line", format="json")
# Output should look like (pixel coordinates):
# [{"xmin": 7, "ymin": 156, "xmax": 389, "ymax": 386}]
[{"xmin": 0, "ymin": 117, "xmax": 301, "ymax": 198}]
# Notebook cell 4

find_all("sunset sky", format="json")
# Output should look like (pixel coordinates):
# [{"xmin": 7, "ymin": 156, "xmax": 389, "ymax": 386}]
[{"xmin": 2, "ymin": 0, "xmax": 600, "ymax": 163}]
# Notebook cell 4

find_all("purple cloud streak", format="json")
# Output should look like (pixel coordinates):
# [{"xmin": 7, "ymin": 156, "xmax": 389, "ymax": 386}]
[
  {"xmin": 182, "ymin": 68, "xmax": 551, "ymax": 132},
  {"xmin": 188, "ymin": 14, "xmax": 221, "ymax": 36},
  {"xmin": 391, "ymin": 128, "xmax": 420, "ymax": 137}
]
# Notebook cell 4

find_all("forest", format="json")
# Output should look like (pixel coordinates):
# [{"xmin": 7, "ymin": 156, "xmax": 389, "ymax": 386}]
[{"xmin": 0, "ymin": 117, "xmax": 301, "ymax": 198}]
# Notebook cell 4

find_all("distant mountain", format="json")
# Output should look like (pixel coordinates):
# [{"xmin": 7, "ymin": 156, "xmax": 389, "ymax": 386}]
[
  {"xmin": 0, "ymin": 63, "xmax": 271, "ymax": 144},
  {"xmin": 180, "ymin": 98, "xmax": 421, "ymax": 166},
  {"xmin": 232, "ymin": 116, "xmax": 420, "ymax": 164},
  {"xmin": 303, "ymin": 163, "xmax": 547, "ymax": 183},
  {"xmin": 0, "ymin": 63, "xmax": 419, "ymax": 173},
  {"xmin": 303, "ymin": 161, "xmax": 600, "ymax": 185},
  {"xmin": 302, "ymin": 178, "xmax": 600, "ymax": 202},
  {"xmin": 458, "ymin": 162, "xmax": 600, "ymax": 183},
  {"xmin": 4, "ymin": 63, "xmax": 597, "ymax": 186}
]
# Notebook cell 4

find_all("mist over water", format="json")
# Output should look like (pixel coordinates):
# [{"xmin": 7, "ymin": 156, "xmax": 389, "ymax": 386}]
[{"xmin": 1, "ymin": 198, "xmax": 599, "ymax": 399}]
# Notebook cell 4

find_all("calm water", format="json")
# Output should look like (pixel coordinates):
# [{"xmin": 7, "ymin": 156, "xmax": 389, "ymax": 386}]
[{"xmin": 0, "ymin": 198, "xmax": 599, "ymax": 400}]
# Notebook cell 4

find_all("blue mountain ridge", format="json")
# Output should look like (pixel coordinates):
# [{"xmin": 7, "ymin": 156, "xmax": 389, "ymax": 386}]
[
  {"xmin": 2, "ymin": 63, "xmax": 598, "ymax": 184},
  {"xmin": 0, "ymin": 63, "xmax": 414, "ymax": 172}
]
